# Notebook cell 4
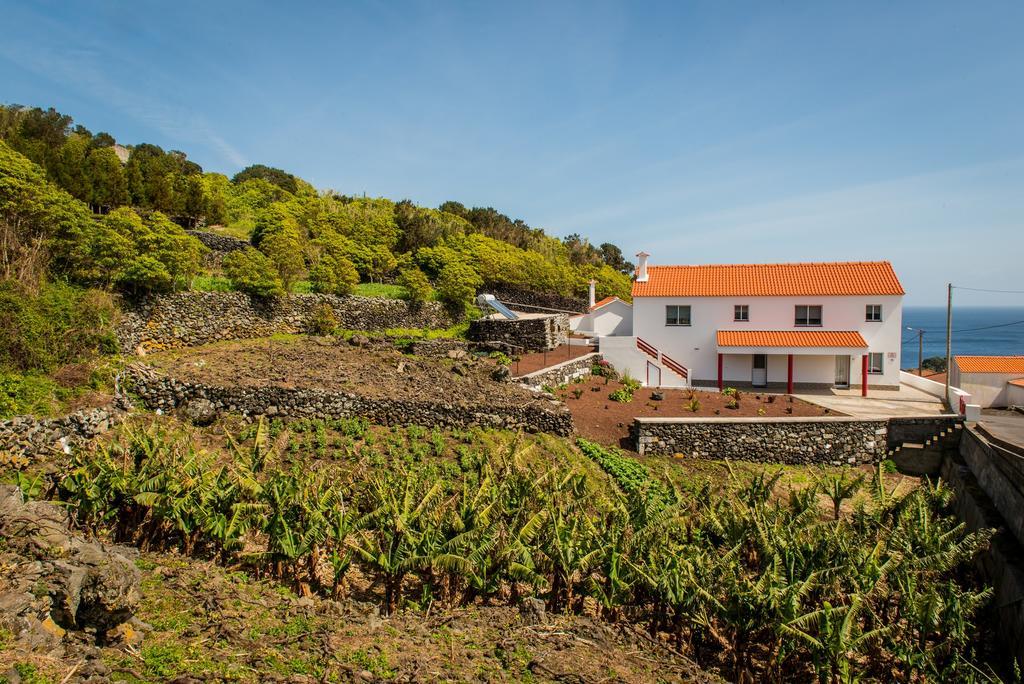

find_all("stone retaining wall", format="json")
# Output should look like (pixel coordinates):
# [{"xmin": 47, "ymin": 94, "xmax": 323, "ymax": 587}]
[
  {"xmin": 516, "ymin": 353, "xmax": 600, "ymax": 392},
  {"xmin": 185, "ymin": 230, "xmax": 250, "ymax": 267},
  {"xmin": 468, "ymin": 314, "xmax": 570, "ymax": 353},
  {"xmin": 887, "ymin": 415, "xmax": 963, "ymax": 450},
  {"xmin": 117, "ymin": 292, "xmax": 454, "ymax": 352},
  {"xmin": 125, "ymin": 365, "xmax": 574, "ymax": 436},
  {"xmin": 488, "ymin": 286, "xmax": 587, "ymax": 314},
  {"xmin": 0, "ymin": 402, "xmax": 128, "ymax": 461},
  {"xmin": 633, "ymin": 416, "xmax": 888, "ymax": 465}
]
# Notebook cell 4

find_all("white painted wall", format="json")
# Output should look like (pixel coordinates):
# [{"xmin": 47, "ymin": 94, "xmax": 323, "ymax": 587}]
[
  {"xmin": 571, "ymin": 300, "xmax": 633, "ymax": 337},
  {"xmin": 599, "ymin": 336, "xmax": 688, "ymax": 388},
  {"xmin": 956, "ymin": 373, "xmax": 1022, "ymax": 408},
  {"xmin": 631, "ymin": 294, "xmax": 904, "ymax": 387},
  {"xmin": 1007, "ymin": 384, "xmax": 1024, "ymax": 407}
]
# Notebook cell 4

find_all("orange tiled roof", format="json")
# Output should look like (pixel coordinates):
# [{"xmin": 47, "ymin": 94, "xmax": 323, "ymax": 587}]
[
  {"xmin": 633, "ymin": 261, "xmax": 904, "ymax": 297},
  {"xmin": 590, "ymin": 296, "xmax": 628, "ymax": 311},
  {"xmin": 955, "ymin": 356, "xmax": 1024, "ymax": 374},
  {"xmin": 717, "ymin": 330, "xmax": 868, "ymax": 348}
]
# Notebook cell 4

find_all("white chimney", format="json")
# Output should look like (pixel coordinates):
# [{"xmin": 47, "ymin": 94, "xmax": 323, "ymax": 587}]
[
  {"xmin": 588, "ymin": 279, "xmax": 596, "ymax": 308},
  {"xmin": 636, "ymin": 252, "xmax": 650, "ymax": 282}
]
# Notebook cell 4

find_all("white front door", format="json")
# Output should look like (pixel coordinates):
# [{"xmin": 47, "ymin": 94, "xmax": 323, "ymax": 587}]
[
  {"xmin": 752, "ymin": 354, "xmax": 768, "ymax": 387},
  {"xmin": 834, "ymin": 355, "xmax": 850, "ymax": 387},
  {"xmin": 647, "ymin": 361, "xmax": 661, "ymax": 387}
]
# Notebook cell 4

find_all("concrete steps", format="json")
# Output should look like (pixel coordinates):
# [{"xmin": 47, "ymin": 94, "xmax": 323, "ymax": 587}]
[{"xmin": 888, "ymin": 422, "xmax": 963, "ymax": 476}]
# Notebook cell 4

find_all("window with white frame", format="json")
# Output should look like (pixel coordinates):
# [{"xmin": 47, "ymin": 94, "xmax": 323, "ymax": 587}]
[
  {"xmin": 665, "ymin": 305, "xmax": 691, "ymax": 326},
  {"xmin": 866, "ymin": 304, "xmax": 882, "ymax": 322},
  {"xmin": 795, "ymin": 305, "xmax": 822, "ymax": 326},
  {"xmin": 734, "ymin": 304, "xmax": 749, "ymax": 322},
  {"xmin": 868, "ymin": 352, "xmax": 884, "ymax": 374}
]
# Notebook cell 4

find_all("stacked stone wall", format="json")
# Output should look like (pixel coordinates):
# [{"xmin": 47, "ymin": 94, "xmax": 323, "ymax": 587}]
[
  {"xmin": 0, "ymin": 401, "xmax": 129, "ymax": 462},
  {"xmin": 516, "ymin": 353, "xmax": 601, "ymax": 391},
  {"xmin": 468, "ymin": 314, "xmax": 569, "ymax": 353},
  {"xmin": 125, "ymin": 365, "xmax": 573, "ymax": 436},
  {"xmin": 634, "ymin": 416, "xmax": 888, "ymax": 465},
  {"xmin": 117, "ymin": 292, "xmax": 453, "ymax": 352}
]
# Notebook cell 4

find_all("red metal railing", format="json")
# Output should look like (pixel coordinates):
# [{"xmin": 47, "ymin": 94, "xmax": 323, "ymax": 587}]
[
  {"xmin": 662, "ymin": 353, "xmax": 689, "ymax": 379},
  {"xmin": 636, "ymin": 337, "xmax": 658, "ymax": 359},
  {"xmin": 636, "ymin": 337, "xmax": 689, "ymax": 380}
]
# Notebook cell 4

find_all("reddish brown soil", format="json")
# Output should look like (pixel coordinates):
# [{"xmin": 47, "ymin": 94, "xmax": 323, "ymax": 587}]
[
  {"xmin": 557, "ymin": 375, "xmax": 837, "ymax": 449},
  {"xmin": 512, "ymin": 344, "xmax": 597, "ymax": 376},
  {"xmin": 145, "ymin": 337, "xmax": 541, "ymax": 408}
]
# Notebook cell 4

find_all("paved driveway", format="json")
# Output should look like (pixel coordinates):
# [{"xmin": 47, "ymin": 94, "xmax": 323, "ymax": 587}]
[
  {"xmin": 979, "ymin": 409, "xmax": 1024, "ymax": 450},
  {"xmin": 794, "ymin": 384, "xmax": 950, "ymax": 419}
]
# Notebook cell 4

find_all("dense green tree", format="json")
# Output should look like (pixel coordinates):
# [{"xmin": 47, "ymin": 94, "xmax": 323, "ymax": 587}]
[
  {"xmin": 54, "ymin": 133, "xmax": 92, "ymax": 202},
  {"xmin": 259, "ymin": 225, "xmax": 305, "ymax": 291},
  {"xmin": 223, "ymin": 247, "xmax": 284, "ymax": 297},
  {"xmin": 436, "ymin": 261, "xmax": 482, "ymax": 315},
  {"xmin": 87, "ymin": 146, "xmax": 128, "ymax": 210},
  {"xmin": 397, "ymin": 267, "xmax": 433, "ymax": 305},
  {"xmin": 309, "ymin": 254, "xmax": 358, "ymax": 296},
  {"xmin": 232, "ymin": 164, "xmax": 299, "ymax": 194}
]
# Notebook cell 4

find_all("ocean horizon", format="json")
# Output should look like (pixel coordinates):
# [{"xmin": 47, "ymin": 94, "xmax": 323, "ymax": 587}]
[{"xmin": 900, "ymin": 306, "xmax": 1024, "ymax": 368}]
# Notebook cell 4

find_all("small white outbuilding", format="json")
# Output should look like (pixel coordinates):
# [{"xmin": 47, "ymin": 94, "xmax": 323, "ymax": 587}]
[
  {"xmin": 950, "ymin": 355, "xmax": 1024, "ymax": 408},
  {"xmin": 570, "ymin": 296, "xmax": 632, "ymax": 337}
]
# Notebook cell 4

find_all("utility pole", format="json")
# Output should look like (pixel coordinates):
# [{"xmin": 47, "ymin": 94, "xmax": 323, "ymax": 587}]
[
  {"xmin": 918, "ymin": 329, "xmax": 924, "ymax": 376},
  {"xmin": 944, "ymin": 283, "xmax": 952, "ymax": 406}
]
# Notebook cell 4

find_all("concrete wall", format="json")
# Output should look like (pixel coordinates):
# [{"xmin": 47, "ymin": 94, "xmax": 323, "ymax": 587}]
[
  {"xmin": 598, "ymin": 336, "xmax": 689, "ymax": 389},
  {"xmin": 631, "ymin": 294, "xmax": 903, "ymax": 389},
  {"xmin": 957, "ymin": 372, "xmax": 1020, "ymax": 408},
  {"xmin": 1009, "ymin": 384, "xmax": 1024, "ymax": 407},
  {"xmin": 633, "ymin": 415, "xmax": 888, "ymax": 464}
]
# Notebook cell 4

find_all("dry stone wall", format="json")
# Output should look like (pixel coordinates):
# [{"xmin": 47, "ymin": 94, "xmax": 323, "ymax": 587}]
[
  {"xmin": 117, "ymin": 292, "xmax": 454, "ymax": 352},
  {"xmin": 469, "ymin": 314, "xmax": 570, "ymax": 352},
  {"xmin": 634, "ymin": 416, "xmax": 888, "ymax": 465},
  {"xmin": 516, "ymin": 353, "xmax": 600, "ymax": 391},
  {"xmin": 487, "ymin": 286, "xmax": 587, "ymax": 314},
  {"xmin": 126, "ymin": 364, "xmax": 574, "ymax": 436},
  {"xmin": 0, "ymin": 401, "xmax": 129, "ymax": 462}
]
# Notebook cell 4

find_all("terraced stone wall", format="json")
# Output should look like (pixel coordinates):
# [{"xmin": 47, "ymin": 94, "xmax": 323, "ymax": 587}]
[
  {"xmin": 117, "ymin": 292, "xmax": 454, "ymax": 353},
  {"xmin": 125, "ymin": 365, "xmax": 574, "ymax": 436}
]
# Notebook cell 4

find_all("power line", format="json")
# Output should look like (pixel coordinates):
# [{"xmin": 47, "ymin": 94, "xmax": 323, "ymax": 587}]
[
  {"xmin": 954, "ymin": 286, "xmax": 1024, "ymax": 294},
  {"xmin": 902, "ymin": 319, "xmax": 1024, "ymax": 334}
]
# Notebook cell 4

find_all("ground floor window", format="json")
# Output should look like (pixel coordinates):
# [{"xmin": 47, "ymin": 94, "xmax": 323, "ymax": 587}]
[
  {"xmin": 666, "ymin": 305, "xmax": 691, "ymax": 326},
  {"xmin": 868, "ymin": 352, "xmax": 884, "ymax": 374}
]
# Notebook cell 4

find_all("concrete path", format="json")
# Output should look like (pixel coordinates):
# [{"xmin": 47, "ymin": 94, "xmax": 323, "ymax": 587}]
[
  {"xmin": 794, "ymin": 383, "xmax": 950, "ymax": 419},
  {"xmin": 979, "ymin": 409, "xmax": 1024, "ymax": 450}
]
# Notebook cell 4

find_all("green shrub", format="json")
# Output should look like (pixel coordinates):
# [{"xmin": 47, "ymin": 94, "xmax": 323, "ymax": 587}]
[
  {"xmin": 609, "ymin": 388, "xmax": 633, "ymax": 403},
  {"xmin": 397, "ymin": 267, "xmax": 433, "ymax": 305},
  {"xmin": 436, "ymin": 261, "xmax": 482, "ymax": 316},
  {"xmin": 310, "ymin": 254, "xmax": 358, "ymax": 296},
  {"xmin": 0, "ymin": 280, "xmax": 117, "ymax": 373},
  {"xmin": 308, "ymin": 303, "xmax": 339, "ymax": 336},
  {"xmin": 687, "ymin": 396, "xmax": 701, "ymax": 412},
  {"xmin": 223, "ymin": 247, "xmax": 285, "ymax": 297}
]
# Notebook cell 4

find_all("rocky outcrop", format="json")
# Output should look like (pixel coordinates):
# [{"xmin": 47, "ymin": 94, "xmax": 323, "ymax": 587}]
[
  {"xmin": 0, "ymin": 486, "xmax": 141, "ymax": 654},
  {"xmin": 116, "ymin": 292, "xmax": 455, "ymax": 353},
  {"xmin": 125, "ymin": 363, "xmax": 575, "ymax": 436}
]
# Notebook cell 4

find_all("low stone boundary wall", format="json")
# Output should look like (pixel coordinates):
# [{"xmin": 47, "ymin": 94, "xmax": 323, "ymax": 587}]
[
  {"xmin": 117, "ymin": 292, "xmax": 454, "ymax": 352},
  {"xmin": 515, "ymin": 353, "xmax": 600, "ymax": 392},
  {"xmin": 0, "ymin": 402, "xmax": 128, "ymax": 461},
  {"xmin": 633, "ymin": 416, "xmax": 888, "ymax": 465},
  {"xmin": 185, "ymin": 230, "xmax": 250, "ymax": 253},
  {"xmin": 125, "ymin": 365, "xmax": 573, "ymax": 436}
]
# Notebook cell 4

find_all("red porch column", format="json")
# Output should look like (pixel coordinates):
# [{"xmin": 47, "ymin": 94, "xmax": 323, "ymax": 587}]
[
  {"xmin": 861, "ymin": 354, "xmax": 868, "ymax": 397},
  {"xmin": 717, "ymin": 353, "xmax": 723, "ymax": 391},
  {"xmin": 787, "ymin": 354, "xmax": 794, "ymax": 394}
]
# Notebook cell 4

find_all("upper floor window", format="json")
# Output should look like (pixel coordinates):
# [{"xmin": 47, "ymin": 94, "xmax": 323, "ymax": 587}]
[
  {"xmin": 795, "ymin": 305, "xmax": 822, "ymax": 326},
  {"xmin": 868, "ymin": 352, "xmax": 884, "ymax": 374},
  {"xmin": 734, "ymin": 305, "xmax": 749, "ymax": 322},
  {"xmin": 665, "ymin": 305, "xmax": 691, "ymax": 326},
  {"xmin": 866, "ymin": 304, "xmax": 882, "ymax": 322}
]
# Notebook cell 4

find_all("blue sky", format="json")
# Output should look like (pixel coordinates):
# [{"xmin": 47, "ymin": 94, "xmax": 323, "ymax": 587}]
[{"xmin": 2, "ymin": 1, "xmax": 1022, "ymax": 306}]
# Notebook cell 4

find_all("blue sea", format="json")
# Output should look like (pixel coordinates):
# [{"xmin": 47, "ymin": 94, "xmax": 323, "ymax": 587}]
[{"xmin": 901, "ymin": 307, "xmax": 1024, "ymax": 368}]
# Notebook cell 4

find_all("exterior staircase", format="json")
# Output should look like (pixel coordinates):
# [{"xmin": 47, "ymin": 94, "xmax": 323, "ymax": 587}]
[
  {"xmin": 636, "ymin": 337, "xmax": 689, "ymax": 385},
  {"xmin": 887, "ymin": 422, "xmax": 963, "ymax": 476}
]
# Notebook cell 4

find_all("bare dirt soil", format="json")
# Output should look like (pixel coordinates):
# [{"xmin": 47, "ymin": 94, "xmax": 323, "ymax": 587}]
[
  {"xmin": 145, "ymin": 336, "xmax": 541, "ymax": 408},
  {"xmin": 512, "ymin": 344, "xmax": 597, "ymax": 376},
  {"xmin": 557, "ymin": 376, "xmax": 837, "ymax": 449}
]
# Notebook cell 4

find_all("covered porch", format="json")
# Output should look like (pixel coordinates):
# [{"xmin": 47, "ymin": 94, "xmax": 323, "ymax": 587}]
[{"xmin": 715, "ymin": 330, "xmax": 872, "ymax": 396}]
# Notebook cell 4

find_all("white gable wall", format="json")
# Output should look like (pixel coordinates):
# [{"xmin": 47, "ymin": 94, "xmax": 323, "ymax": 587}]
[
  {"xmin": 572, "ymin": 300, "xmax": 633, "ymax": 337},
  {"xmin": 631, "ymin": 294, "xmax": 903, "ymax": 387}
]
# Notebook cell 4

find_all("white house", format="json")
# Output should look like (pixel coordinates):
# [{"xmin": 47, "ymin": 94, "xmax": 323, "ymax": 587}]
[
  {"xmin": 950, "ymin": 356, "xmax": 1024, "ymax": 408},
  {"xmin": 601, "ymin": 255, "xmax": 904, "ymax": 392},
  {"xmin": 570, "ymin": 280, "xmax": 633, "ymax": 337}
]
